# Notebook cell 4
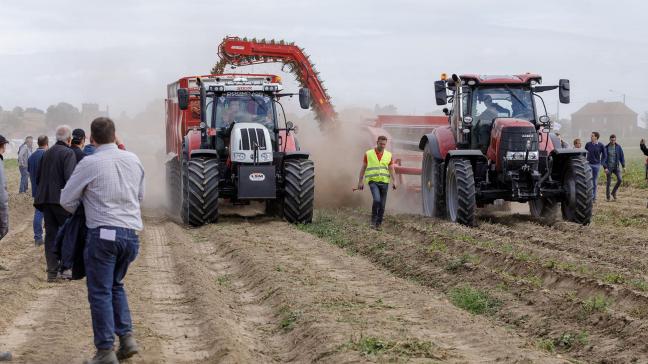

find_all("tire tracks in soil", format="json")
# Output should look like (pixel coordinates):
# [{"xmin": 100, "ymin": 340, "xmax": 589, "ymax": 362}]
[
  {"xmin": 165, "ymin": 217, "xmax": 562, "ymax": 363},
  {"xmin": 331, "ymin": 208, "xmax": 648, "ymax": 363}
]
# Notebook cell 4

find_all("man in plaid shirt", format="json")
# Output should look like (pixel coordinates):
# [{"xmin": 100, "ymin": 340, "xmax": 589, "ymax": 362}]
[{"xmin": 61, "ymin": 117, "xmax": 144, "ymax": 364}]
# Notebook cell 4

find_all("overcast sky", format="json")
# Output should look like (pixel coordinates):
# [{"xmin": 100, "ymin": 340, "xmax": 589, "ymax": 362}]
[{"xmin": 1, "ymin": 0, "xmax": 647, "ymax": 122}]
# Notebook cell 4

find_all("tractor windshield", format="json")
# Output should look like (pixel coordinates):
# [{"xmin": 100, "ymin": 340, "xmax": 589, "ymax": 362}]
[
  {"xmin": 471, "ymin": 87, "xmax": 534, "ymax": 123},
  {"xmin": 208, "ymin": 93, "xmax": 276, "ymax": 130}
]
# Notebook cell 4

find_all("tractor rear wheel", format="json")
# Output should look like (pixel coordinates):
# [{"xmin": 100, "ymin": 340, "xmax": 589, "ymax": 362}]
[
  {"xmin": 181, "ymin": 158, "xmax": 219, "ymax": 226},
  {"xmin": 560, "ymin": 156, "xmax": 593, "ymax": 225},
  {"xmin": 283, "ymin": 159, "xmax": 315, "ymax": 224},
  {"xmin": 445, "ymin": 159, "xmax": 476, "ymax": 226},
  {"xmin": 529, "ymin": 197, "xmax": 558, "ymax": 223},
  {"xmin": 422, "ymin": 152, "xmax": 446, "ymax": 218}
]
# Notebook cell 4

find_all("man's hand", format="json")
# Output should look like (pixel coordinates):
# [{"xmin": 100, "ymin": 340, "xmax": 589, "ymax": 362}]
[
  {"xmin": 392, "ymin": 183, "xmax": 398, "ymax": 190},
  {"xmin": 357, "ymin": 182, "xmax": 364, "ymax": 191}
]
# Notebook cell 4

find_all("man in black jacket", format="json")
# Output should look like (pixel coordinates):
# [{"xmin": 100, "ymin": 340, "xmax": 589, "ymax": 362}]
[{"xmin": 34, "ymin": 125, "xmax": 77, "ymax": 282}]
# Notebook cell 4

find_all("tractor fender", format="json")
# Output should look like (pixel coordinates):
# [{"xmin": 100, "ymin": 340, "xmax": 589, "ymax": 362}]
[
  {"xmin": 419, "ymin": 125, "xmax": 456, "ymax": 160},
  {"xmin": 445, "ymin": 149, "xmax": 487, "ymax": 165},
  {"xmin": 283, "ymin": 151, "xmax": 310, "ymax": 160},
  {"xmin": 550, "ymin": 148, "xmax": 588, "ymax": 172},
  {"xmin": 190, "ymin": 149, "xmax": 218, "ymax": 159},
  {"xmin": 184, "ymin": 130, "xmax": 202, "ymax": 160}
]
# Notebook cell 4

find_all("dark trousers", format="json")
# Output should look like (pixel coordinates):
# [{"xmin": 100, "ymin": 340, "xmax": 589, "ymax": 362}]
[
  {"xmin": 589, "ymin": 164, "xmax": 601, "ymax": 200},
  {"xmin": 369, "ymin": 182, "xmax": 389, "ymax": 226},
  {"xmin": 606, "ymin": 168, "xmax": 622, "ymax": 199},
  {"xmin": 41, "ymin": 204, "xmax": 70, "ymax": 278},
  {"xmin": 85, "ymin": 227, "xmax": 139, "ymax": 350},
  {"xmin": 19, "ymin": 166, "xmax": 29, "ymax": 193}
]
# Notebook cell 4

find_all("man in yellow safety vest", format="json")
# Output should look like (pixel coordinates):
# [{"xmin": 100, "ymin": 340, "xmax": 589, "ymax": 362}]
[{"xmin": 357, "ymin": 135, "xmax": 397, "ymax": 229}]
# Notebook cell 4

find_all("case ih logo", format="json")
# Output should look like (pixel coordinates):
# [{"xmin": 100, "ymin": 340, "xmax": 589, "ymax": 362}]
[{"xmin": 249, "ymin": 173, "xmax": 266, "ymax": 182}]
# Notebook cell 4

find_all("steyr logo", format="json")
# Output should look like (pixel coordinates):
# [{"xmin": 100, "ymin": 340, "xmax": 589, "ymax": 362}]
[{"xmin": 249, "ymin": 173, "xmax": 266, "ymax": 182}]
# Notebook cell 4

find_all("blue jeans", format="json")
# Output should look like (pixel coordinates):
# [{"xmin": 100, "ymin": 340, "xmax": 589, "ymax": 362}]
[
  {"xmin": 590, "ymin": 164, "xmax": 601, "ymax": 200},
  {"xmin": 606, "ymin": 168, "xmax": 622, "ymax": 199},
  {"xmin": 19, "ymin": 166, "xmax": 29, "ymax": 193},
  {"xmin": 85, "ymin": 227, "xmax": 139, "ymax": 350},
  {"xmin": 33, "ymin": 208, "xmax": 43, "ymax": 241},
  {"xmin": 369, "ymin": 182, "xmax": 389, "ymax": 226}
]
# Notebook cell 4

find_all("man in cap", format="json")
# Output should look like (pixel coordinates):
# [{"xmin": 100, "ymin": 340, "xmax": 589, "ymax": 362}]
[
  {"xmin": 71, "ymin": 128, "xmax": 87, "ymax": 162},
  {"xmin": 0, "ymin": 135, "xmax": 12, "ymax": 361}
]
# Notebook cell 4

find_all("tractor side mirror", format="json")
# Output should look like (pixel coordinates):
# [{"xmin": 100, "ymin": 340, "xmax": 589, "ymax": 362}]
[
  {"xmin": 442, "ymin": 107, "xmax": 449, "ymax": 116},
  {"xmin": 178, "ymin": 88, "xmax": 189, "ymax": 110},
  {"xmin": 434, "ymin": 81, "xmax": 447, "ymax": 105},
  {"xmin": 299, "ymin": 88, "xmax": 311, "ymax": 109},
  {"xmin": 559, "ymin": 79, "xmax": 570, "ymax": 104}
]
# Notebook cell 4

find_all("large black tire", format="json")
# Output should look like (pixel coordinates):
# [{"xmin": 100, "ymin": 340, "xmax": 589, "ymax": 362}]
[
  {"xmin": 422, "ymin": 152, "xmax": 446, "ymax": 218},
  {"xmin": 166, "ymin": 159, "xmax": 182, "ymax": 220},
  {"xmin": 560, "ymin": 156, "xmax": 593, "ymax": 225},
  {"xmin": 283, "ymin": 159, "xmax": 315, "ymax": 224},
  {"xmin": 445, "ymin": 159, "xmax": 476, "ymax": 226},
  {"xmin": 181, "ymin": 158, "xmax": 219, "ymax": 226},
  {"xmin": 529, "ymin": 198, "xmax": 558, "ymax": 223}
]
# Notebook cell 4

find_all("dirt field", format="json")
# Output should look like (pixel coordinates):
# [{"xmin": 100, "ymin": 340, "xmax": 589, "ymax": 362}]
[{"xmin": 0, "ymin": 160, "xmax": 647, "ymax": 363}]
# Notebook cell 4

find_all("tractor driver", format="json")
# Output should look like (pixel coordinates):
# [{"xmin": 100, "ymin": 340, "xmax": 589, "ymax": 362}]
[{"xmin": 254, "ymin": 104, "xmax": 276, "ymax": 131}]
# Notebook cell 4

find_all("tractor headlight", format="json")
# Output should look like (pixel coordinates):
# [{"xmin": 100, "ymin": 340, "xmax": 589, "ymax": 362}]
[
  {"xmin": 260, "ymin": 152, "xmax": 272, "ymax": 161},
  {"xmin": 506, "ymin": 151, "xmax": 539, "ymax": 160},
  {"xmin": 233, "ymin": 152, "xmax": 246, "ymax": 161}
]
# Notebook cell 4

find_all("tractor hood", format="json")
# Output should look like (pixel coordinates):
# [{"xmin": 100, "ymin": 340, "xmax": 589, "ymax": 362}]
[{"xmin": 230, "ymin": 123, "xmax": 273, "ymax": 163}]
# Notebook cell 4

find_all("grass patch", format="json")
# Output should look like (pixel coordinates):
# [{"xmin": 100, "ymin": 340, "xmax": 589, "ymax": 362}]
[
  {"xmin": 445, "ymin": 253, "xmax": 478, "ymax": 272},
  {"xmin": 581, "ymin": 295, "xmax": 611, "ymax": 315},
  {"xmin": 278, "ymin": 307, "xmax": 302, "ymax": 331},
  {"xmin": 448, "ymin": 285, "xmax": 501, "ymax": 315},
  {"xmin": 427, "ymin": 238, "xmax": 447, "ymax": 253},
  {"xmin": 629, "ymin": 278, "xmax": 648, "ymax": 292},
  {"xmin": 347, "ymin": 336, "xmax": 448, "ymax": 360},
  {"xmin": 216, "ymin": 275, "xmax": 230, "ymax": 287},
  {"xmin": 539, "ymin": 331, "xmax": 589, "ymax": 353},
  {"xmin": 602, "ymin": 272, "xmax": 625, "ymax": 284},
  {"xmin": 297, "ymin": 213, "xmax": 350, "ymax": 248}
]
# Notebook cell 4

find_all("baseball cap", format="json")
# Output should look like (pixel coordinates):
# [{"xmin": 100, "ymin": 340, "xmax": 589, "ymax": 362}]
[
  {"xmin": 72, "ymin": 128, "xmax": 86, "ymax": 142},
  {"xmin": 0, "ymin": 135, "xmax": 8, "ymax": 146}
]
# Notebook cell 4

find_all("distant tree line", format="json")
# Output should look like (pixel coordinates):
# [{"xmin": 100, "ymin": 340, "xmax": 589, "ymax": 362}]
[{"xmin": 0, "ymin": 102, "xmax": 85, "ymax": 136}]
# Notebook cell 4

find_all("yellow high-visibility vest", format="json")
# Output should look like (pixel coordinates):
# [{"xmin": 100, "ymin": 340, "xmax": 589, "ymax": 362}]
[{"xmin": 364, "ymin": 149, "xmax": 392, "ymax": 184}]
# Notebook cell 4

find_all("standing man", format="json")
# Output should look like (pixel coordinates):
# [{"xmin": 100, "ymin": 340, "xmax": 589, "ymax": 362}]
[
  {"xmin": 0, "ymin": 135, "xmax": 13, "ymax": 362},
  {"xmin": 34, "ymin": 125, "xmax": 77, "ymax": 282},
  {"xmin": 28, "ymin": 136, "xmax": 48, "ymax": 247},
  {"xmin": 585, "ymin": 131, "xmax": 605, "ymax": 202},
  {"xmin": 602, "ymin": 134, "xmax": 625, "ymax": 201},
  {"xmin": 71, "ymin": 128, "xmax": 87, "ymax": 162},
  {"xmin": 357, "ymin": 136, "xmax": 398, "ymax": 230},
  {"xmin": 61, "ymin": 117, "xmax": 144, "ymax": 364},
  {"xmin": 17, "ymin": 136, "xmax": 33, "ymax": 194}
]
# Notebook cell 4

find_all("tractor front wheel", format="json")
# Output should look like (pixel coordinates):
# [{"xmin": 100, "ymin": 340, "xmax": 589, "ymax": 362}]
[
  {"xmin": 560, "ymin": 156, "xmax": 593, "ymax": 225},
  {"xmin": 422, "ymin": 152, "xmax": 445, "ymax": 218},
  {"xmin": 181, "ymin": 158, "xmax": 220, "ymax": 226},
  {"xmin": 445, "ymin": 159, "xmax": 476, "ymax": 226},
  {"xmin": 529, "ymin": 197, "xmax": 558, "ymax": 223},
  {"xmin": 282, "ymin": 159, "xmax": 315, "ymax": 224}
]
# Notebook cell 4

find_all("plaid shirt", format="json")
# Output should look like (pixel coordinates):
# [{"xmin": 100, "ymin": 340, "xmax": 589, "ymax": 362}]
[{"xmin": 60, "ymin": 143, "xmax": 145, "ymax": 230}]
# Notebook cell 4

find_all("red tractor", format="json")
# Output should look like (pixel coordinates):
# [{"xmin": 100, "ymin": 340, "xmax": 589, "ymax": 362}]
[
  {"xmin": 419, "ymin": 74, "xmax": 592, "ymax": 226},
  {"xmin": 165, "ymin": 36, "xmax": 335, "ymax": 226}
]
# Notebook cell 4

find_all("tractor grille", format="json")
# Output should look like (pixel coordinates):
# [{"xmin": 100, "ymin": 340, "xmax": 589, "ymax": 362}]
[
  {"xmin": 240, "ymin": 128, "xmax": 267, "ymax": 151},
  {"xmin": 498, "ymin": 126, "xmax": 539, "ymax": 170}
]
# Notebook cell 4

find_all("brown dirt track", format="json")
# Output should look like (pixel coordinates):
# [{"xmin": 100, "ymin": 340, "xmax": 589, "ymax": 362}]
[{"xmin": 0, "ymin": 160, "xmax": 647, "ymax": 363}]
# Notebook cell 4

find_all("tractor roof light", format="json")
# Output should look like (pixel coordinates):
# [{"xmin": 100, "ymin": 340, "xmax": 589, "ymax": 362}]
[
  {"xmin": 467, "ymin": 80, "xmax": 476, "ymax": 86},
  {"xmin": 463, "ymin": 116, "xmax": 473, "ymax": 125}
]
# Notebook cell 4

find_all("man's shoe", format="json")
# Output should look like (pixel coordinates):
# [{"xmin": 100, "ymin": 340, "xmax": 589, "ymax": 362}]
[
  {"xmin": 612, "ymin": 193, "xmax": 617, "ymax": 201},
  {"xmin": 0, "ymin": 351, "xmax": 12, "ymax": 361},
  {"xmin": 83, "ymin": 349, "xmax": 118, "ymax": 364},
  {"xmin": 34, "ymin": 239, "xmax": 44, "ymax": 247},
  {"xmin": 57, "ymin": 269, "xmax": 72, "ymax": 280},
  {"xmin": 116, "ymin": 333, "xmax": 139, "ymax": 360}
]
